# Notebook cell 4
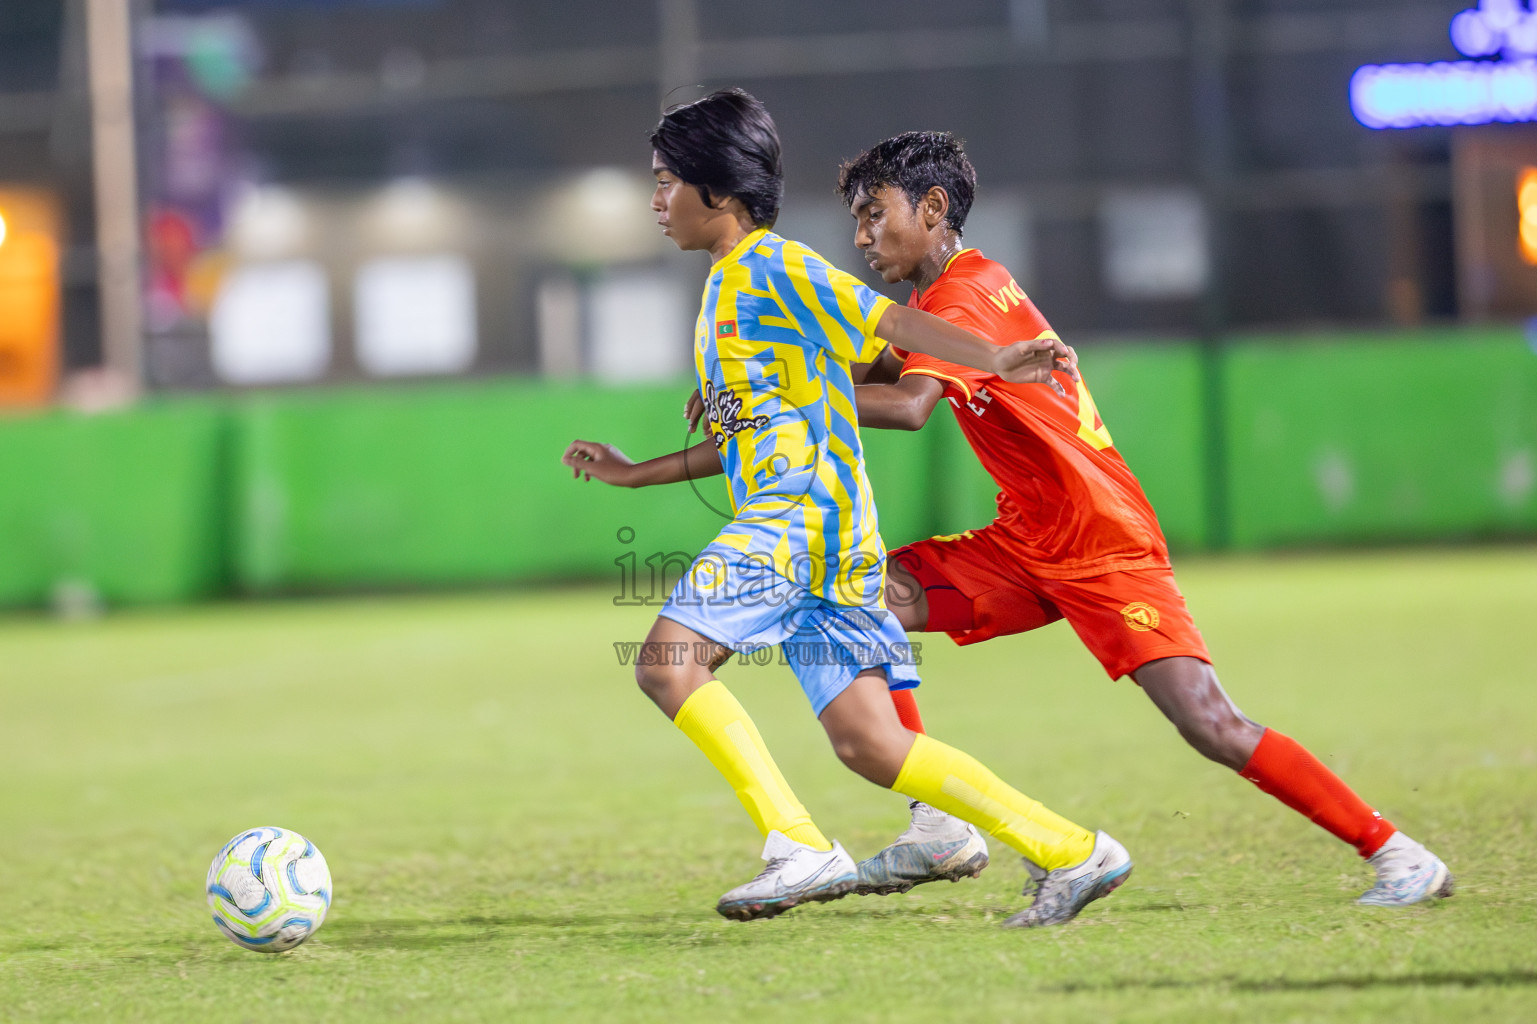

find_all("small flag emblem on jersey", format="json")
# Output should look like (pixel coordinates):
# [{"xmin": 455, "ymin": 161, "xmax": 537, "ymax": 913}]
[{"xmin": 717, "ymin": 320, "xmax": 737, "ymax": 338}]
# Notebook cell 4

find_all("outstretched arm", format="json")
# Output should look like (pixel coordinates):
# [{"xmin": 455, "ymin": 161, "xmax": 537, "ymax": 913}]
[
  {"xmin": 856, "ymin": 372, "xmax": 946, "ymax": 431},
  {"xmin": 561, "ymin": 437, "xmax": 723, "ymax": 487},
  {"xmin": 873, "ymin": 304, "xmax": 1077, "ymax": 385}
]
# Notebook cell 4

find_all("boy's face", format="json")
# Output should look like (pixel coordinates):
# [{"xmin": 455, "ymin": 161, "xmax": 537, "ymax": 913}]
[
  {"xmin": 850, "ymin": 185, "xmax": 931, "ymax": 285},
  {"xmin": 651, "ymin": 152, "xmax": 716, "ymax": 252}
]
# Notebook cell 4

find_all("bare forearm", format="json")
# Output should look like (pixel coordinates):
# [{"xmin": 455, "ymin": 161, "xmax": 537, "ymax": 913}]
[
  {"xmin": 628, "ymin": 438, "xmax": 723, "ymax": 486},
  {"xmin": 873, "ymin": 304, "xmax": 1078, "ymax": 386},
  {"xmin": 874, "ymin": 305, "xmax": 998, "ymax": 374},
  {"xmin": 856, "ymin": 386, "xmax": 922, "ymax": 430},
  {"xmin": 855, "ymin": 372, "xmax": 944, "ymax": 431}
]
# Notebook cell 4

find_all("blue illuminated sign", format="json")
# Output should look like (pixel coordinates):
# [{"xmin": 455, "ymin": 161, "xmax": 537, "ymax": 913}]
[{"xmin": 1352, "ymin": 1, "xmax": 1537, "ymax": 128}]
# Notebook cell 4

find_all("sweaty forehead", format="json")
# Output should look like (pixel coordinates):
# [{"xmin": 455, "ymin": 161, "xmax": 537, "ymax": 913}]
[
  {"xmin": 852, "ymin": 184, "xmax": 897, "ymax": 213},
  {"xmin": 854, "ymin": 182, "xmax": 909, "ymax": 212}
]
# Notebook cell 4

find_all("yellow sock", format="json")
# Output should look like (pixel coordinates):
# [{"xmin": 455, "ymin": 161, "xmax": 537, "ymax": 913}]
[
  {"xmin": 893, "ymin": 733, "xmax": 1096, "ymax": 870},
  {"xmin": 672, "ymin": 680, "xmax": 832, "ymax": 851}
]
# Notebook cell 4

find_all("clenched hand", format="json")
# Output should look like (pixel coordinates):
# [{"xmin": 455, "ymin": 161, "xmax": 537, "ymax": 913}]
[{"xmin": 993, "ymin": 337, "xmax": 1079, "ymax": 385}]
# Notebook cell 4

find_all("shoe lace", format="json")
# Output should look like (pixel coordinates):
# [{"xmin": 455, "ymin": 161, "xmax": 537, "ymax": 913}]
[
  {"xmin": 893, "ymin": 801, "xmax": 930, "ymax": 843},
  {"xmin": 896, "ymin": 801, "xmax": 966, "ymax": 845},
  {"xmin": 745, "ymin": 851, "xmax": 799, "ymax": 886}
]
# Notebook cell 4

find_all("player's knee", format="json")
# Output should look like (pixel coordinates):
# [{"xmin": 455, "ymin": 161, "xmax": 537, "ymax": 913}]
[
  {"xmin": 829, "ymin": 727, "xmax": 902, "ymax": 787},
  {"xmin": 834, "ymin": 738, "xmax": 869, "ymax": 771},
  {"xmin": 633, "ymin": 659, "xmax": 661, "ymax": 700},
  {"xmin": 633, "ymin": 656, "xmax": 685, "ymax": 709}
]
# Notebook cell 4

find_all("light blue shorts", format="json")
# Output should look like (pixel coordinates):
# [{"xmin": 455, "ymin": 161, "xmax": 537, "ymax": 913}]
[{"xmin": 658, "ymin": 545, "xmax": 921, "ymax": 716}]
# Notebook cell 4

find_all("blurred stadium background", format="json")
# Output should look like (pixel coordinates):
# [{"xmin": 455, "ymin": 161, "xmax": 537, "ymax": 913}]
[{"xmin": 0, "ymin": 0, "xmax": 1533, "ymax": 610}]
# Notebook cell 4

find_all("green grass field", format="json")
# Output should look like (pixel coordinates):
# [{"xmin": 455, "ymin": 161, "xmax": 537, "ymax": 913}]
[{"xmin": 2, "ymin": 548, "xmax": 1535, "ymax": 1022}]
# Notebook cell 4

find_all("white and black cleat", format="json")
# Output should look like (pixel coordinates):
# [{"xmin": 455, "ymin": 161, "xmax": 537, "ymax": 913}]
[
  {"xmin": 854, "ymin": 801, "xmax": 989, "ymax": 896},
  {"xmin": 1357, "ymin": 832, "xmax": 1454, "ymax": 907},
  {"xmin": 716, "ymin": 830, "xmax": 858, "ymax": 922},
  {"xmin": 1002, "ymin": 830, "xmax": 1132, "ymax": 928}
]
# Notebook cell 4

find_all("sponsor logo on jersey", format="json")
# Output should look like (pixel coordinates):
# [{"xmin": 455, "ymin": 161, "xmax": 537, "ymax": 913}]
[
  {"xmin": 985, "ymin": 279, "xmax": 1030, "ymax": 312},
  {"xmin": 1121, "ymin": 601, "xmax": 1160, "ymax": 632},
  {"xmin": 702, "ymin": 380, "xmax": 769, "ymax": 449}
]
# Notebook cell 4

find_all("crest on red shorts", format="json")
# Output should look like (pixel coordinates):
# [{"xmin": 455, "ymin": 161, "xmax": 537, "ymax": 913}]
[{"xmin": 1121, "ymin": 602, "xmax": 1160, "ymax": 632}]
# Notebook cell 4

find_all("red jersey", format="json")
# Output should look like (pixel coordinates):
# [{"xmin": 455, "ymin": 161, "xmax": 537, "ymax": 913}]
[{"xmin": 896, "ymin": 249, "xmax": 1168, "ymax": 580}]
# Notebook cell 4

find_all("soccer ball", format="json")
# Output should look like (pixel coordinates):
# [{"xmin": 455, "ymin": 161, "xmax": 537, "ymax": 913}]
[{"xmin": 206, "ymin": 826, "xmax": 332, "ymax": 952}]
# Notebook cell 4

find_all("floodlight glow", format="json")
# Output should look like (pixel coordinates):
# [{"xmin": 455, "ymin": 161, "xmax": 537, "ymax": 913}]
[
  {"xmin": 228, "ymin": 184, "xmax": 307, "ymax": 258},
  {"xmin": 1353, "ymin": 2, "xmax": 1537, "ymax": 128},
  {"xmin": 1351, "ymin": 60, "xmax": 1537, "ymax": 128},
  {"xmin": 1450, "ymin": 1, "xmax": 1537, "ymax": 58},
  {"xmin": 364, "ymin": 177, "xmax": 465, "ymax": 248},
  {"xmin": 0, "ymin": 208, "xmax": 7, "ymax": 248},
  {"xmin": 1452, "ymin": 10, "xmax": 1502, "ymax": 57},
  {"xmin": 1518, "ymin": 167, "xmax": 1537, "ymax": 264}
]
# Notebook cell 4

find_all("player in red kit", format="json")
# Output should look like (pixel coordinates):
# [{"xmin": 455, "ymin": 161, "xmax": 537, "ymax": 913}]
[{"xmin": 832, "ymin": 131, "xmax": 1452, "ymax": 911}]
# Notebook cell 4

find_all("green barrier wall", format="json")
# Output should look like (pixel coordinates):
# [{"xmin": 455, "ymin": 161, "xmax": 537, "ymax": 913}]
[
  {"xmin": 857, "ymin": 425, "xmax": 939, "ymax": 552},
  {"xmin": 1224, "ymin": 329, "xmax": 1537, "ymax": 548},
  {"xmin": 0, "ymin": 329, "xmax": 1530, "ymax": 609},
  {"xmin": 228, "ymin": 380, "xmax": 938, "ymax": 597},
  {"xmin": 0, "ymin": 401, "xmax": 228, "ymax": 605},
  {"xmin": 1062, "ymin": 342, "xmax": 1209, "ymax": 550},
  {"xmin": 233, "ymin": 381, "xmax": 729, "ymax": 594}
]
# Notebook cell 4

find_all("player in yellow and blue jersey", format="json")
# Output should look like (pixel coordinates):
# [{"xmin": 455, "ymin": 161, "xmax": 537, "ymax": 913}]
[
  {"xmin": 563, "ymin": 90, "xmax": 1132, "ymax": 926},
  {"xmin": 691, "ymin": 225, "xmax": 891, "ymax": 613}
]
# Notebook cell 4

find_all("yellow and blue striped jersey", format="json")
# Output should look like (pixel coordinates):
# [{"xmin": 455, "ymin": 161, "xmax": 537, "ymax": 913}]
[{"xmin": 695, "ymin": 227, "xmax": 894, "ymax": 607}]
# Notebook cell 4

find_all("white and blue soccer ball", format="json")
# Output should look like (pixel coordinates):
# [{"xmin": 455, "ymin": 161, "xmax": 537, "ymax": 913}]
[{"xmin": 206, "ymin": 826, "xmax": 332, "ymax": 952}]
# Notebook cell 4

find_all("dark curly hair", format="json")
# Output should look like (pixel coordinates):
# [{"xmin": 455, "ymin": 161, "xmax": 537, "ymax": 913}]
[
  {"xmin": 837, "ymin": 131, "xmax": 976, "ymax": 235},
  {"xmin": 650, "ymin": 88, "xmax": 783, "ymax": 228}
]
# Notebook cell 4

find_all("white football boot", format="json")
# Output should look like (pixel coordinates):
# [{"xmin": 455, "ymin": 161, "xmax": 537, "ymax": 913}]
[
  {"xmin": 1356, "ymin": 832, "xmax": 1454, "ymax": 906},
  {"xmin": 855, "ymin": 800, "xmax": 990, "ymax": 895},
  {"xmin": 1002, "ymin": 830, "xmax": 1133, "ymax": 928},
  {"xmin": 716, "ymin": 830, "xmax": 858, "ymax": 921}
]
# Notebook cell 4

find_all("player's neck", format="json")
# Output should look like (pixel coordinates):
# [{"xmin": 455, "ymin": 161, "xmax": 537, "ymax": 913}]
[
  {"xmin": 706, "ymin": 213, "xmax": 761, "ymax": 264},
  {"xmin": 911, "ymin": 233, "xmax": 965, "ymax": 293}
]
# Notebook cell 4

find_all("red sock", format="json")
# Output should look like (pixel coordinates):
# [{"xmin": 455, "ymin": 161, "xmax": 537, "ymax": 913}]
[
  {"xmin": 1239, "ymin": 729, "xmax": 1396, "ymax": 857},
  {"xmin": 889, "ymin": 688, "xmax": 925, "ymax": 734}
]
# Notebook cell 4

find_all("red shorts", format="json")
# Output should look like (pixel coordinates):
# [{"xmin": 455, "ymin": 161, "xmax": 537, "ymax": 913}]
[{"xmin": 890, "ymin": 527, "xmax": 1211, "ymax": 681}]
